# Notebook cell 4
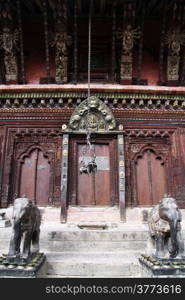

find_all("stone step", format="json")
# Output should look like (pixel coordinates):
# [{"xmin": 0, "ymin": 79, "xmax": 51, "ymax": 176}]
[
  {"xmin": 0, "ymin": 225, "xmax": 149, "ymax": 254},
  {"xmin": 45, "ymin": 252, "xmax": 141, "ymax": 277},
  {"xmin": 0, "ymin": 238, "xmax": 147, "ymax": 253},
  {"xmin": 41, "ymin": 240, "xmax": 147, "ymax": 252}
]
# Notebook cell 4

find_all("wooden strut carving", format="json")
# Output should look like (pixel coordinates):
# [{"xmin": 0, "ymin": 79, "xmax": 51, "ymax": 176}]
[
  {"xmin": 0, "ymin": 3, "xmax": 19, "ymax": 83},
  {"xmin": 165, "ymin": 27, "xmax": 185, "ymax": 81},
  {"xmin": 116, "ymin": 1, "xmax": 141, "ymax": 83},
  {"xmin": 50, "ymin": 0, "xmax": 72, "ymax": 84},
  {"xmin": 117, "ymin": 24, "xmax": 141, "ymax": 81},
  {"xmin": 165, "ymin": 1, "xmax": 185, "ymax": 83}
]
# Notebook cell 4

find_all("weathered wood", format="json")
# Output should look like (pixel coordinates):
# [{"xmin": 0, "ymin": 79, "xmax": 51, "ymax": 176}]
[{"xmin": 118, "ymin": 134, "xmax": 125, "ymax": 222}]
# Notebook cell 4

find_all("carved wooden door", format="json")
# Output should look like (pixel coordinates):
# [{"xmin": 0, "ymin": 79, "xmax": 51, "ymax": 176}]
[
  {"xmin": 19, "ymin": 149, "xmax": 50, "ymax": 205},
  {"xmin": 136, "ymin": 149, "xmax": 167, "ymax": 205},
  {"xmin": 69, "ymin": 137, "xmax": 118, "ymax": 206},
  {"xmin": 77, "ymin": 144, "xmax": 111, "ymax": 205}
]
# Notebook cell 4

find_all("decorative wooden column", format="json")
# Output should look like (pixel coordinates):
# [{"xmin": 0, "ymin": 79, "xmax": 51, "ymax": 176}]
[
  {"xmin": 60, "ymin": 134, "xmax": 69, "ymax": 223},
  {"xmin": 118, "ymin": 134, "xmax": 126, "ymax": 222}
]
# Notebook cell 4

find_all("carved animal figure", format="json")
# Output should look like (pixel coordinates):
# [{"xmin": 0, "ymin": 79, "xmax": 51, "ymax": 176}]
[
  {"xmin": 7, "ymin": 197, "xmax": 41, "ymax": 261},
  {"xmin": 148, "ymin": 196, "xmax": 184, "ymax": 259}
]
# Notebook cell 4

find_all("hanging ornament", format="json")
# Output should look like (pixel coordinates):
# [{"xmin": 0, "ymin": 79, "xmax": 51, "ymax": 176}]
[{"xmin": 80, "ymin": 132, "xmax": 97, "ymax": 175}]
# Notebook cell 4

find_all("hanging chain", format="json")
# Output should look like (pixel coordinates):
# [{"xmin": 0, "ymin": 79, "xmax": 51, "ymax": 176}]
[
  {"xmin": 87, "ymin": 0, "xmax": 92, "ymax": 101},
  {"xmin": 86, "ymin": 0, "xmax": 93, "ymax": 152},
  {"xmin": 80, "ymin": 0, "xmax": 97, "ymax": 175}
]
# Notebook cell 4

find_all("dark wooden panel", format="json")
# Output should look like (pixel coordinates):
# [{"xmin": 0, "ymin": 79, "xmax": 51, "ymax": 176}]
[
  {"xmin": 20, "ymin": 149, "xmax": 37, "ymax": 201},
  {"xmin": 136, "ymin": 149, "xmax": 167, "ymax": 205},
  {"xmin": 136, "ymin": 151, "xmax": 151, "ymax": 206},
  {"xmin": 77, "ymin": 144, "xmax": 95, "ymax": 205},
  {"xmin": 151, "ymin": 155, "xmax": 167, "ymax": 205},
  {"xmin": 20, "ymin": 149, "xmax": 50, "ymax": 205},
  {"xmin": 94, "ymin": 144, "xmax": 110, "ymax": 205},
  {"xmin": 36, "ymin": 150, "xmax": 50, "ymax": 206},
  {"xmin": 69, "ymin": 135, "xmax": 117, "ymax": 207}
]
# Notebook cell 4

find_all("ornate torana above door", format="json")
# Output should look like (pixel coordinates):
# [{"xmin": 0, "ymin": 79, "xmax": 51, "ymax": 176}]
[{"xmin": 69, "ymin": 96, "xmax": 116, "ymax": 132}]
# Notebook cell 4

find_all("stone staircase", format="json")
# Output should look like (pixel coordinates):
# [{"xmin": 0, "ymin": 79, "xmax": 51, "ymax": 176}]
[
  {"xmin": 0, "ymin": 223, "xmax": 149, "ymax": 277},
  {"xmin": 43, "ymin": 225, "xmax": 148, "ymax": 278},
  {"xmin": 0, "ymin": 206, "xmax": 185, "ymax": 278}
]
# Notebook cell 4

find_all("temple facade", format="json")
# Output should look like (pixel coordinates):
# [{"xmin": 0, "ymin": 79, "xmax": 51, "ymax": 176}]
[{"xmin": 0, "ymin": 0, "xmax": 185, "ymax": 223}]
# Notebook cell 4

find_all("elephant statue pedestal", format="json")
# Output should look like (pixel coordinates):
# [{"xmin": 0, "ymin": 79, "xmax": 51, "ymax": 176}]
[
  {"xmin": 139, "ymin": 196, "xmax": 185, "ymax": 277},
  {"xmin": 139, "ymin": 254, "xmax": 185, "ymax": 278},
  {"xmin": 0, "ymin": 197, "xmax": 47, "ymax": 277},
  {"xmin": 0, "ymin": 252, "xmax": 46, "ymax": 278}
]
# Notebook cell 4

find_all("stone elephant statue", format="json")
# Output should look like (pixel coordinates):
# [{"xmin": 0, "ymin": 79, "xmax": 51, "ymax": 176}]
[
  {"xmin": 148, "ymin": 196, "xmax": 184, "ymax": 259},
  {"xmin": 7, "ymin": 197, "xmax": 41, "ymax": 261}
]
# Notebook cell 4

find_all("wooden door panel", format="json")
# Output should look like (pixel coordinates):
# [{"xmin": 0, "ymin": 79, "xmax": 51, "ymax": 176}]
[
  {"xmin": 20, "ymin": 150, "xmax": 37, "ymax": 201},
  {"xmin": 136, "ymin": 149, "xmax": 167, "ymax": 205},
  {"xmin": 19, "ymin": 149, "xmax": 50, "ymax": 206},
  {"xmin": 78, "ymin": 144, "xmax": 95, "ymax": 205},
  {"xmin": 36, "ymin": 151, "xmax": 50, "ymax": 206},
  {"xmin": 94, "ymin": 144, "xmax": 110, "ymax": 205},
  {"xmin": 136, "ymin": 151, "xmax": 151, "ymax": 206},
  {"xmin": 77, "ymin": 143, "xmax": 111, "ymax": 206},
  {"xmin": 151, "ymin": 156, "xmax": 166, "ymax": 205}
]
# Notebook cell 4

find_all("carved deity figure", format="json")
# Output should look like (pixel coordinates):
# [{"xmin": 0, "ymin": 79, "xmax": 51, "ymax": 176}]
[
  {"xmin": 117, "ymin": 24, "xmax": 140, "ymax": 80},
  {"xmin": 122, "ymin": 25, "xmax": 141, "ymax": 56},
  {"xmin": 51, "ymin": 24, "xmax": 72, "ymax": 84},
  {"xmin": 164, "ymin": 27, "xmax": 185, "ymax": 81},
  {"xmin": 117, "ymin": 24, "xmax": 141, "ymax": 56},
  {"xmin": 69, "ymin": 97, "xmax": 116, "ymax": 132},
  {"xmin": 165, "ymin": 27, "xmax": 185, "ymax": 56},
  {"xmin": 0, "ymin": 26, "xmax": 19, "ymax": 82}
]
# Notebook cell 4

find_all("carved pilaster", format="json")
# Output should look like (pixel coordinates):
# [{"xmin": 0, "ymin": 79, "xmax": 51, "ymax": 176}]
[
  {"xmin": 60, "ymin": 134, "xmax": 69, "ymax": 223},
  {"xmin": 118, "ymin": 134, "xmax": 126, "ymax": 222}
]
